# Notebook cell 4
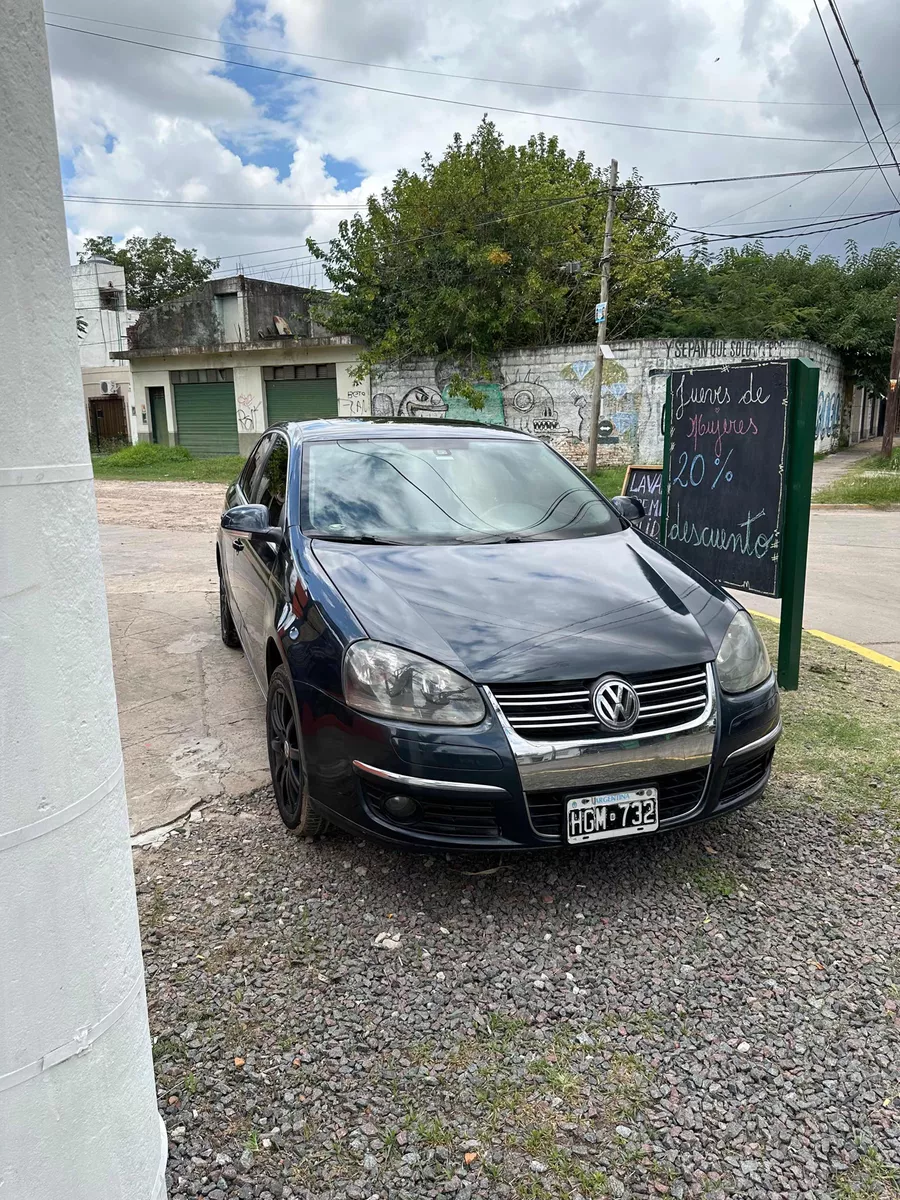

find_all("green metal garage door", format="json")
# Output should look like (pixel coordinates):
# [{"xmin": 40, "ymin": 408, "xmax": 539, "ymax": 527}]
[
  {"xmin": 173, "ymin": 378, "xmax": 238, "ymax": 457},
  {"xmin": 265, "ymin": 365, "xmax": 339, "ymax": 424}
]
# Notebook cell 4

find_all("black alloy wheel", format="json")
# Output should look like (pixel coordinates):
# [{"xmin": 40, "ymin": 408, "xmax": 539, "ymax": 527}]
[
  {"xmin": 266, "ymin": 665, "xmax": 328, "ymax": 836},
  {"xmin": 219, "ymin": 568, "xmax": 241, "ymax": 649}
]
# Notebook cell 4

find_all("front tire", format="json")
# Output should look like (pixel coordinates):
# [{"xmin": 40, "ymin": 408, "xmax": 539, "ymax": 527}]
[
  {"xmin": 219, "ymin": 569, "xmax": 241, "ymax": 649},
  {"xmin": 266, "ymin": 665, "xmax": 328, "ymax": 836}
]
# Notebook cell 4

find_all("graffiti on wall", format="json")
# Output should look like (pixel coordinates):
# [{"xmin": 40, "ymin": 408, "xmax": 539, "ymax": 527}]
[
  {"xmin": 816, "ymin": 389, "xmax": 841, "ymax": 441},
  {"xmin": 236, "ymin": 394, "xmax": 261, "ymax": 430},
  {"xmin": 371, "ymin": 359, "xmax": 639, "ymax": 458}
]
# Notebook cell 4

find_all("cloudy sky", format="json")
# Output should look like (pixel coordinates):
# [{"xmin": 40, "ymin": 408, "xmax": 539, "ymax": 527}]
[{"xmin": 46, "ymin": 0, "xmax": 900, "ymax": 285}]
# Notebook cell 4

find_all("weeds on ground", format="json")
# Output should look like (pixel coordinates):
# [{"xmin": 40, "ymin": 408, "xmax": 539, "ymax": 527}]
[
  {"xmin": 814, "ymin": 449, "xmax": 900, "ymax": 505},
  {"xmin": 588, "ymin": 466, "xmax": 628, "ymax": 497},
  {"xmin": 834, "ymin": 1147, "xmax": 900, "ymax": 1198},
  {"xmin": 92, "ymin": 442, "xmax": 245, "ymax": 482},
  {"xmin": 755, "ymin": 623, "xmax": 900, "ymax": 828}
]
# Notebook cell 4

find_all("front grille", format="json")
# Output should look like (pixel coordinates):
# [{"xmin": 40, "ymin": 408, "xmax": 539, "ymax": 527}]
[
  {"xmin": 490, "ymin": 663, "xmax": 711, "ymax": 743},
  {"xmin": 526, "ymin": 766, "xmax": 709, "ymax": 840},
  {"xmin": 361, "ymin": 780, "xmax": 500, "ymax": 839},
  {"xmin": 717, "ymin": 749, "xmax": 773, "ymax": 808}
]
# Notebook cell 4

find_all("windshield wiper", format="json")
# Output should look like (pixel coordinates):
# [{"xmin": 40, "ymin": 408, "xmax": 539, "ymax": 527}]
[
  {"xmin": 311, "ymin": 533, "xmax": 402, "ymax": 545},
  {"xmin": 457, "ymin": 532, "xmax": 530, "ymax": 544}
]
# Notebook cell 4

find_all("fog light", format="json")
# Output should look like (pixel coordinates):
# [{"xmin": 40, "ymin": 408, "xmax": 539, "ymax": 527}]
[{"xmin": 384, "ymin": 794, "xmax": 418, "ymax": 821}]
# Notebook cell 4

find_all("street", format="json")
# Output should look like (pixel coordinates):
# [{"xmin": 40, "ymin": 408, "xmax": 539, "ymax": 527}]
[
  {"xmin": 732, "ymin": 507, "xmax": 900, "ymax": 659},
  {"xmin": 98, "ymin": 481, "xmax": 266, "ymax": 835}
]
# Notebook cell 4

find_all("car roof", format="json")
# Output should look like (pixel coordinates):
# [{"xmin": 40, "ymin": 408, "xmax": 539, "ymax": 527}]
[{"xmin": 271, "ymin": 417, "xmax": 539, "ymax": 444}]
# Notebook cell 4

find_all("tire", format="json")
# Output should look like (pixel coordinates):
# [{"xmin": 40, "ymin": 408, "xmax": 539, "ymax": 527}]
[
  {"xmin": 266, "ymin": 664, "xmax": 329, "ymax": 836},
  {"xmin": 219, "ymin": 567, "xmax": 241, "ymax": 649}
]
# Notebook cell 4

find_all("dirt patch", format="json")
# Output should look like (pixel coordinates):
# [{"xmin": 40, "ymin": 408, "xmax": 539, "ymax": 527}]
[{"xmin": 94, "ymin": 479, "xmax": 226, "ymax": 531}]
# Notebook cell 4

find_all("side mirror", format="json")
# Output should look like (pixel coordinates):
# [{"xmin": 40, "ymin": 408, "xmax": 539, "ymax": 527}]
[
  {"xmin": 221, "ymin": 504, "xmax": 282, "ymax": 541},
  {"xmin": 611, "ymin": 495, "xmax": 646, "ymax": 522}
]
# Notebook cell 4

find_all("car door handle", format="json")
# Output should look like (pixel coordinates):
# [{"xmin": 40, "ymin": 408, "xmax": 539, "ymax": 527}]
[{"xmin": 232, "ymin": 538, "xmax": 245, "ymax": 552}]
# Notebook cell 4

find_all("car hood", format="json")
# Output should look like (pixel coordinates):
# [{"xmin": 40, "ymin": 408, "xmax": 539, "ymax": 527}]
[{"xmin": 312, "ymin": 529, "xmax": 736, "ymax": 683}]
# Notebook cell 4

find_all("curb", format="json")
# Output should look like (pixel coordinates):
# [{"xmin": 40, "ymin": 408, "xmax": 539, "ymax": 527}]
[{"xmin": 747, "ymin": 610, "xmax": 900, "ymax": 673}]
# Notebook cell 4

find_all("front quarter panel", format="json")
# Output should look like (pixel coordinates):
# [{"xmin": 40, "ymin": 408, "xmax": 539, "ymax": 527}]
[{"xmin": 281, "ymin": 529, "xmax": 367, "ymax": 699}]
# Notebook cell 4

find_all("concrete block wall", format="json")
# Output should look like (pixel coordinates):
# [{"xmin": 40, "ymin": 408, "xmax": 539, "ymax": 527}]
[{"xmin": 371, "ymin": 337, "xmax": 847, "ymax": 464}]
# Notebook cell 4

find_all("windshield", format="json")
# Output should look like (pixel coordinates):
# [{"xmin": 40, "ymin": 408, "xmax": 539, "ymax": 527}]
[{"xmin": 301, "ymin": 436, "xmax": 623, "ymax": 544}]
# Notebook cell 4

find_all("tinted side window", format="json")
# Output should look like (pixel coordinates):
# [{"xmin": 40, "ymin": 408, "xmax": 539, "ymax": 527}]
[
  {"xmin": 253, "ymin": 436, "xmax": 289, "ymax": 526},
  {"xmin": 239, "ymin": 436, "xmax": 271, "ymax": 498}
]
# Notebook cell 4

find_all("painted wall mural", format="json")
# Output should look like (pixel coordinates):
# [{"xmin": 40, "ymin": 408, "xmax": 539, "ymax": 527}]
[
  {"xmin": 372, "ymin": 359, "xmax": 639, "ymax": 463},
  {"xmin": 370, "ymin": 339, "xmax": 845, "ymax": 462},
  {"xmin": 816, "ymin": 389, "xmax": 841, "ymax": 441}
]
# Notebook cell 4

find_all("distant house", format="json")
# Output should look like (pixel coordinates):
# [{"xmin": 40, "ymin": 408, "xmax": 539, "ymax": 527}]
[
  {"xmin": 112, "ymin": 275, "xmax": 366, "ymax": 455},
  {"xmin": 72, "ymin": 257, "xmax": 141, "ymax": 446}
]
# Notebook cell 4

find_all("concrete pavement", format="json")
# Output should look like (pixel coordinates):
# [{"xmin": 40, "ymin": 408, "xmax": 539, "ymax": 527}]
[
  {"xmin": 810, "ymin": 436, "xmax": 882, "ymax": 491},
  {"xmin": 732, "ymin": 508, "xmax": 900, "ymax": 659},
  {"xmin": 733, "ymin": 438, "xmax": 900, "ymax": 659},
  {"xmin": 101, "ymin": 522, "xmax": 267, "ymax": 835}
]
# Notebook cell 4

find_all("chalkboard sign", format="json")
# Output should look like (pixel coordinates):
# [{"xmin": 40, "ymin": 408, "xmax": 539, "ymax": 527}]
[
  {"xmin": 621, "ymin": 465, "xmax": 662, "ymax": 539},
  {"xmin": 663, "ymin": 361, "xmax": 790, "ymax": 597}
]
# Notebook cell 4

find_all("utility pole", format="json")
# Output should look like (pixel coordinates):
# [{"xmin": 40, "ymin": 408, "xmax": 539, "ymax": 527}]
[
  {"xmin": 880, "ymin": 291, "xmax": 900, "ymax": 458},
  {"xmin": 0, "ymin": 3, "xmax": 167, "ymax": 1198},
  {"xmin": 586, "ymin": 158, "xmax": 618, "ymax": 477}
]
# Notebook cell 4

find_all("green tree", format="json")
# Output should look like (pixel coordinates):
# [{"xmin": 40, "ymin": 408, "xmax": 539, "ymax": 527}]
[
  {"xmin": 309, "ymin": 119, "xmax": 675, "ymax": 390},
  {"xmin": 78, "ymin": 233, "xmax": 219, "ymax": 310},
  {"xmin": 650, "ymin": 239, "xmax": 900, "ymax": 388}
]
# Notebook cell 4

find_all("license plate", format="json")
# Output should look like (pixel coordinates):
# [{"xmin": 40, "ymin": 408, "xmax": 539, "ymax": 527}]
[{"xmin": 566, "ymin": 787, "xmax": 658, "ymax": 844}]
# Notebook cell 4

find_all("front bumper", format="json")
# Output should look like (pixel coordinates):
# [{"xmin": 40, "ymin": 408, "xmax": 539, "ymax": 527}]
[{"xmin": 297, "ymin": 670, "xmax": 780, "ymax": 850}]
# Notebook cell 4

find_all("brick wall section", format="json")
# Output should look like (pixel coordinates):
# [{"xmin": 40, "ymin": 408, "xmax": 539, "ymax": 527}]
[{"xmin": 371, "ymin": 337, "xmax": 846, "ymax": 463}]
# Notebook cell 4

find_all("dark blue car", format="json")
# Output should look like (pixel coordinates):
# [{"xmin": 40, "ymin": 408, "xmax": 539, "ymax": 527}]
[{"xmin": 217, "ymin": 419, "xmax": 780, "ymax": 850}]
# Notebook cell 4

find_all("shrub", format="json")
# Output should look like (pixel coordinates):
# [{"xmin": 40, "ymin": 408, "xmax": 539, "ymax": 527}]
[{"xmin": 98, "ymin": 442, "xmax": 193, "ymax": 468}]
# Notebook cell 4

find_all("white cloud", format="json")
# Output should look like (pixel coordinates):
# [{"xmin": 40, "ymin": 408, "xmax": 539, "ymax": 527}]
[{"xmin": 49, "ymin": 0, "xmax": 900, "ymax": 282}]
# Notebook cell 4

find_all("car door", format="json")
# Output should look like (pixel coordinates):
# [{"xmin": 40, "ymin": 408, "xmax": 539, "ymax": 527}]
[
  {"xmin": 224, "ymin": 434, "xmax": 272, "ymax": 643},
  {"xmin": 240, "ymin": 432, "xmax": 290, "ymax": 685}
]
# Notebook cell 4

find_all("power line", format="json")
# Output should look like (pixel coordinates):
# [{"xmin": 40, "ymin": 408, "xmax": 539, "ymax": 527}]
[
  {"xmin": 825, "ymin": 0, "xmax": 900, "ymax": 180},
  {"xmin": 45, "ymin": 8, "xmax": 900, "ymax": 111},
  {"xmin": 64, "ymin": 194, "xmax": 365, "ymax": 210},
  {"xmin": 61, "ymin": 162, "xmax": 900, "ymax": 219},
  {"xmin": 675, "ymin": 206, "xmax": 898, "ymax": 242},
  {"xmin": 45, "ymin": 21, "xmax": 882, "ymax": 147},
  {"xmin": 810, "ymin": 0, "xmax": 900, "ymax": 204}
]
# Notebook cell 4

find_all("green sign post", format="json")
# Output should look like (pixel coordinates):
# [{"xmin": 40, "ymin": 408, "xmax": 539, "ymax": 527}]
[
  {"xmin": 660, "ymin": 357, "xmax": 819, "ymax": 690},
  {"xmin": 775, "ymin": 358, "xmax": 818, "ymax": 689}
]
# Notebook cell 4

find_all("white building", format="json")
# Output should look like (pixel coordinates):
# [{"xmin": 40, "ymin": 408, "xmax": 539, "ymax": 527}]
[{"xmin": 72, "ymin": 257, "xmax": 141, "ymax": 446}]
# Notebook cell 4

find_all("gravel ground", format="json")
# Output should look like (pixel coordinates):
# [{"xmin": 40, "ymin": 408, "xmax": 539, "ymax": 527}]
[
  {"xmin": 138, "ymin": 781, "xmax": 900, "ymax": 1200},
  {"xmin": 94, "ymin": 479, "xmax": 225, "ymax": 531}
]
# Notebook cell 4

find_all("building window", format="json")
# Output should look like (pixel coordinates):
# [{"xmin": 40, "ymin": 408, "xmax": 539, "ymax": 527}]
[
  {"xmin": 263, "ymin": 363, "xmax": 336, "ymax": 381},
  {"xmin": 171, "ymin": 368, "xmax": 234, "ymax": 384},
  {"xmin": 98, "ymin": 286, "xmax": 122, "ymax": 310}
]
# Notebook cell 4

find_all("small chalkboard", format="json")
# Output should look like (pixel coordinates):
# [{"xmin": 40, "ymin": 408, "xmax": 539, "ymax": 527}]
[
  {"xmin": 663, "ymin": 361, "xmax": 790, "ymax": 597},
  {"xmin": 621, "ymin": 465, "xmax": 662, "ymax": 539}
]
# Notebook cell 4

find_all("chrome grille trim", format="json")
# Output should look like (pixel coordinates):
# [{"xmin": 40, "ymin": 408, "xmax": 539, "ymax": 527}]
[{"xmin": 489, "ymin": 663, "xmax": 713, "ymax": 743}]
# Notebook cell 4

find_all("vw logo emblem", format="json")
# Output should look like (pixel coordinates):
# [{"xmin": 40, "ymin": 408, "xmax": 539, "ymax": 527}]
[{"xmin": 591, "ymin": 676, "xmax": 640, "ymax": 732}]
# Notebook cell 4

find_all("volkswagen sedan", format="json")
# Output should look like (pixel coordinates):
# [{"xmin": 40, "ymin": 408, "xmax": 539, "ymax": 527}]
[{"xmin": 217, "ymin": 420, "xmax": 780, "ymax": 850}]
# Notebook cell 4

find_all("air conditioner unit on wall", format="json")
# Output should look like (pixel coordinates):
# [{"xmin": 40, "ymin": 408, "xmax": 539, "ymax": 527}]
[{"xmin": 99, "ymin": 380, "xmax": 120, "ymax": 395}]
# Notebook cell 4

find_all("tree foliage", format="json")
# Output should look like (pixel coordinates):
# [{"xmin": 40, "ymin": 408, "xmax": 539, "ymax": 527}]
[
  {"xmin": 78, "ymin": 233, "xmax": 219, "ymax": 310},
  {"xmin": 652, "ymin": 240, "xmax": 900, "ymax": 388},
  {"xmin": 309, "ymin": 119, "xmax": 675, "ymax": 385}
]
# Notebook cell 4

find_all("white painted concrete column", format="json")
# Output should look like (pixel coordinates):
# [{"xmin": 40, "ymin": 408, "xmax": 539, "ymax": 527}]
[
  {"xmin": 234, "ymin": 363, "xmax": 267, "ymax": 431},
  {"xmin": 337, "ymin": 358, "xmax": 371, "ymax": 416},
  {"xmin": 0, "ymin": 4, "xmax": 167, "ymax": 1198}
]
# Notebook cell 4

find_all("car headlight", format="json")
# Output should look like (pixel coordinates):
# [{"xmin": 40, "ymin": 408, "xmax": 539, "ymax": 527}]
[
  {"xmin": 343, "ymin": 640, "xmax": 486, "ymax": 725},
  {"xmin": 715, "ymin": 611, "xmax": 771, "ymax": 693}
]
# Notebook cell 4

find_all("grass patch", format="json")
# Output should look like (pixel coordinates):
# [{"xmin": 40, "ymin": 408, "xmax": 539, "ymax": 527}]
[
  {"xmin": 92, "ymin": 442, "xmax": 245, "ymax": 483},
  {"xmin": 755, "ymin": 621, "xmax": 900, "ymax": 825},
  {"xmin": 589, "ymin": 465, "xmax": 628, "ymax": 497},
  {"xmin": 834, "ymin": 1147, "xmax": 900, "ymax": 1198},
  {"xmin": 814, "ymin": 450, "xmax": 900, "ymax": 506},
  {"xmin": 687, "ymin": 861, "xmax": 740, "ymax": 899}
]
